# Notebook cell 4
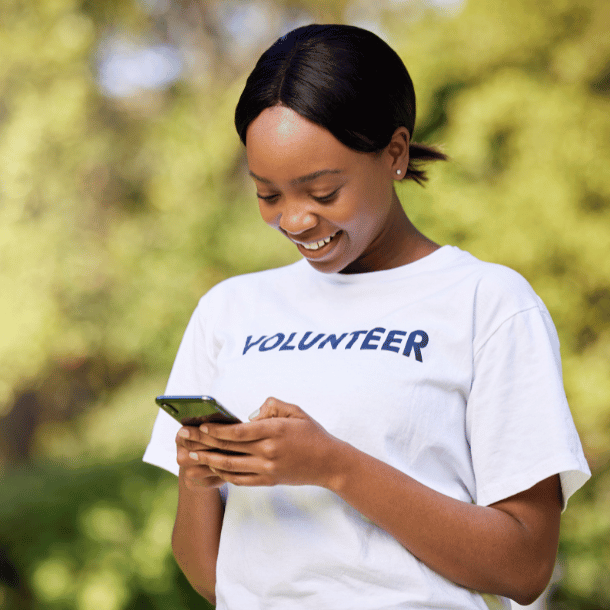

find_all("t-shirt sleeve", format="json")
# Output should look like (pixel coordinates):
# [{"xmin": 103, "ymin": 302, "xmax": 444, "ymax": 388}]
[
  {"xmin": 143, "ymin": 297, "xmax": 215, "ymax": 476},
  {"xmin": 467, "ymin": 302, "xmax": 590, "ymax": 510}
]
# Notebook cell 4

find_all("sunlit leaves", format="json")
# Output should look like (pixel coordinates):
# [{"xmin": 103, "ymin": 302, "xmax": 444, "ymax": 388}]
[{"xmin": 0, "ymin": 0, "xmax": 608, "ymax": 607}]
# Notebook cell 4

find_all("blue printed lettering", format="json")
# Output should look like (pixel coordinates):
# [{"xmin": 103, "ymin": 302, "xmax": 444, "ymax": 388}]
[
  {"xmin": 259, "ymin": 333, "xmax": 285, "ymax": 351},
  {"xmin": 361, "ymin": 327, "xmax": 386, "ymax": 350},
  {"xmin": 345, "ymin": 330, "xmax": 368, "ymax": 349},
  {"xmin": 279, "ymin": 332, "xmax": 297, "ymax": 351},
  {"xmin": 403, "ymin": 330, "xmax": 429, "ymax": 362},
  {"xmin": 243, "ymin": 328, "xmax": 429, "ymax": 361},
  {"xmin": 318, "ymin": 333, "xmax": 348, "ymax": 349},
  {"xmin": 243, "ymin": 335, "xmax": 266, "ymax": 355},
  {"xmin": 298, "ymin": 332, "xmax": 325, "ymax": 350},
  {"xmin": 381, "ymin": 330, "xmax": 407, "ymax": 353}
]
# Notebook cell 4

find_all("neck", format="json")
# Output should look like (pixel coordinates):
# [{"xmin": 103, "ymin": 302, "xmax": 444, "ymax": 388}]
[{"xmin": 341, "ymin": 193, "xmax": 440, "ymax": 274}]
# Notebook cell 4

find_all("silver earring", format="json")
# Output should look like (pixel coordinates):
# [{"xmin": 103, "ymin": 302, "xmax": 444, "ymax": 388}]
[{"xmin": 396, "ymin": 169, "xmax": 402, "ymax": 176}]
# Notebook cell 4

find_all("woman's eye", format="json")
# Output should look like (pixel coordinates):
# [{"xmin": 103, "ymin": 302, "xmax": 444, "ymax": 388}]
[
  {"xmin": 312, "ymin": 188, "xmax": 340, "ymax": 203},
  {"xmin": 257, "ymin": 193, "xmax": 280, "ymax": 202}
]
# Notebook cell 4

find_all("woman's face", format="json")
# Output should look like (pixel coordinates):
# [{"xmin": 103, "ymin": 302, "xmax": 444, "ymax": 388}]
[{"xmin": 245, "ymin": 106, "xmax": 407, "ymax": 274}]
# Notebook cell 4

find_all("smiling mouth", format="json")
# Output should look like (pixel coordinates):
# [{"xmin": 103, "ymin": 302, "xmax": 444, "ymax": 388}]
[{"xmin": 298, "ymin": 232, "xmax": 339, "ymax": 251}]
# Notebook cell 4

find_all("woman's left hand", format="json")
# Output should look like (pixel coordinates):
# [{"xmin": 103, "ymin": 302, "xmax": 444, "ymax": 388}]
[{"xmin": 185, "ymin": 397, "xmax": 344, "ymax": 488}]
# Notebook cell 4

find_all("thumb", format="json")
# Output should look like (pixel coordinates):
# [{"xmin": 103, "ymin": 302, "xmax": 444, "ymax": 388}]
[{"xmin": 249, "ymin": 397, "xmax": 305, "ymax": 421}]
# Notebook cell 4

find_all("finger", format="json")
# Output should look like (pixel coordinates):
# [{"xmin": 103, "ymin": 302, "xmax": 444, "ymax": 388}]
[
  {"xmin": 199, "ymin": 420, "xmax": 272, "ymax": 444},
  {"xmin": 209, "ymin": 472, "xmax": 273, "ymax": 487},
  {"xmin": 176, "ymin": 426, "xmax": 209, "ymax": 445},
  {"xmin": 177, "ymin": 438, "xmax": 214, "ymax": 454},
  {"xmin": 200, "ymin": 399, "xmax": 306, "ymax": 442},
  {"xmin": 178, "ymin": 447, "xmax": 227, "ymax": 489},
  {"xmin": 177, "ymin": 444, "xmax": 225, "ymax": 469},
  {"xmin": 176, "ymin": 444, "xmax": 204, "ymax": 467},
  {"xmin": 257, "ymin": 397, "xmax": 307, "ymax": 419},
  {"xmin": 202, "ymin": 450, "xmax": 265, "ymax": 476},
  {"xmin": 176, "ymin": 427, "xmax": 216, "ymax": 453},
  {"xmin": 197, "ymin": 429, "xmax": 263, "ymax": 455}
]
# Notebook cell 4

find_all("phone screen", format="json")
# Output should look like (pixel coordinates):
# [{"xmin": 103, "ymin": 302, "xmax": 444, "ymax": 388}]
[{"xmin": 155, "ymin": 395, "xmax": 241, "ymax": 426}]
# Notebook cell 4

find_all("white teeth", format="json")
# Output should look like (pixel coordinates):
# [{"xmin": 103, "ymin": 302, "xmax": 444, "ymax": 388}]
[{"xmin": 301, "ymin": 233, "xmax": 336, "ymax": 250}]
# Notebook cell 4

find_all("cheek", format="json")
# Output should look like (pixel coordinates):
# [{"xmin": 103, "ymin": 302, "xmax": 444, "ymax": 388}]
[{"xmin": 345, "ymin": 186, "xmax": 387, "ymax": 232}]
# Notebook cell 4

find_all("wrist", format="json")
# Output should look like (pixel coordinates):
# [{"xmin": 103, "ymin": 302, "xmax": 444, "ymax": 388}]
[{"xmin": 319, "ymin": 437, "xmax": 357, "ymax": 494}]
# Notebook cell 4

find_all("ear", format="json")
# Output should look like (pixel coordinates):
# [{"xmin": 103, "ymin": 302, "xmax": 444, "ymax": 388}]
[{"xmin": 386, "ymin": 127, "xmax": 410, "ymax": 180}]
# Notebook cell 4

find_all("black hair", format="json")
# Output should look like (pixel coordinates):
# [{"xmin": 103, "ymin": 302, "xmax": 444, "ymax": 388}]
[{"xmin": 235, "ymin": 24, "xmax": 446, "ymax": 186}]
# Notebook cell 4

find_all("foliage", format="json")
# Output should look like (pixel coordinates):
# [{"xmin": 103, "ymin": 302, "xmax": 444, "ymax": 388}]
[
  {"xmin": 0, "ymin": 0, "xmax": 608, "ymax": 608},
  {"xmin": 0, "ymin": 460, "xmax": 212, "ymax": 610}
]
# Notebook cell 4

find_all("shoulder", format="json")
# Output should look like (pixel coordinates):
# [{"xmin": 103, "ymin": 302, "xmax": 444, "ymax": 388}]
[
  {"xmin": 443, "ymin": 248, "xmax": 551, "ymax": 344},
  {"xmin": 447, "ymin": 247, "xmax": 542, "ymax": 311}
]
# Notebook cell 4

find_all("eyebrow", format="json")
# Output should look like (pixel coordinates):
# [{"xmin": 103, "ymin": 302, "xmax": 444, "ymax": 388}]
[{"xmin": 248, "ymin": 169, "xmax": 344, "ymax": 186}]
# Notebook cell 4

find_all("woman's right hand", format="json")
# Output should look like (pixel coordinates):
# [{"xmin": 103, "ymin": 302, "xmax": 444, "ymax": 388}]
[{"xmin": 176, "ymin": 427, "xmax": 226, "ymax": 490}]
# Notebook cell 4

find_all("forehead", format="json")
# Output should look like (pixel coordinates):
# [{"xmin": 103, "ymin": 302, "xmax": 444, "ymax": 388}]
[{"xmin": 245, "ymin": 106, "xmax": 356, "ymax": 178}]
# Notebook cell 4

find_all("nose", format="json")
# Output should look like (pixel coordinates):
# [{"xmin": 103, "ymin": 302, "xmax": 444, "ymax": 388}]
[{"xmin": 278, "ymin": 200, "xmax": 317, "ymax": 236}]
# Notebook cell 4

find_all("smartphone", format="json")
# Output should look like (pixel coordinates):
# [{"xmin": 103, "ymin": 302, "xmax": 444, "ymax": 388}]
[{"xmin": 155, "ymin": 395, "xmax": 241, "ymax": 426}]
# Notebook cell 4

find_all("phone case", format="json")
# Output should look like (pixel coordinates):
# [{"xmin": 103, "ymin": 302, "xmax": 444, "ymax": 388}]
[{"xmin": 155, "ymin": 395, "xmax": 241, "ymax": 426}]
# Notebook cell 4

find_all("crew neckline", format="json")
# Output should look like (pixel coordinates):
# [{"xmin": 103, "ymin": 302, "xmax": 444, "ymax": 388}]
[{"xmin": 299, "ymin": 245, "xmax": 464, "ymax": 285}]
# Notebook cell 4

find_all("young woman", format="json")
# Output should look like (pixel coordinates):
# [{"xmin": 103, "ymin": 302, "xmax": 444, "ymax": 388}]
[{"xmin": 144, "ymin": 24, "xmax": 590, "ymax": 610}]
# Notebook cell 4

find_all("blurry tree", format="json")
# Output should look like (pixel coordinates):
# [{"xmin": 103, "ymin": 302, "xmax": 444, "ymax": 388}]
[
  {"xmin": 0, "ymin": 0, "xmax": 608, "ymax": 608},
  {"xmin": 0, "ymin": 0, "xmax": 354, "ymax": 466},
  {"xmin": 0, "ymin": 461, "xmax": 213, "ymax": 610}
]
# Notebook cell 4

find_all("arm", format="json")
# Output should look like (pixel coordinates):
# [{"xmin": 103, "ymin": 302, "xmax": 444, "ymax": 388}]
[
  {"xmin": 326, "ymin": 441, "xmax": 561, "ymax": 605},
  {"xmin": 172, "ymin": 430, "xmax": 226, "ymax": 604},
  {"xmin": 189, "ymin": 398, "xmax": 563, "ymax": 605}
]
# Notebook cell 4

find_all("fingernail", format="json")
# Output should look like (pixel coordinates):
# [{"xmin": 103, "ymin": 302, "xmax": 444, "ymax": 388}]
[
  {"xmin": 199, "ymin": 425, "xmax": 208, "ymax": 433},
  {"xmin": 177, "ymin": 428, "xmax": 189, "ymax": 439},
  {"xmin": 248, "ymin": 408, "xmax": 260, "ymax": 420},
  {"xmin": 189, "ymin": 452, "xmax": 199, "ymax": 461}
]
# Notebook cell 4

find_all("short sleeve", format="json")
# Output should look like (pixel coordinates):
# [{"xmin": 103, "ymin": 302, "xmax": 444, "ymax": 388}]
[
  {"xmin": 143, "ymin": 297, "xmax": 216, "ymax": 476},
  {"xmin": 467, "ymin": 304, "xmax": 590, "ymax": 510}
]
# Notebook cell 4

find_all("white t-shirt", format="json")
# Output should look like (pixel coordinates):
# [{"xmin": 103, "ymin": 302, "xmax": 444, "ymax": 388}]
[{"xmin": 144, "ymin": 246, "xmax": 590, "ymax": 610}]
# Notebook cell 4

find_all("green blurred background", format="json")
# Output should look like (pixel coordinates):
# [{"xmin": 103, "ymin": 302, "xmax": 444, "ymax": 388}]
[{"xmin": 0, "ymin": 0, "xmax": 608, "ymax": 608}]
